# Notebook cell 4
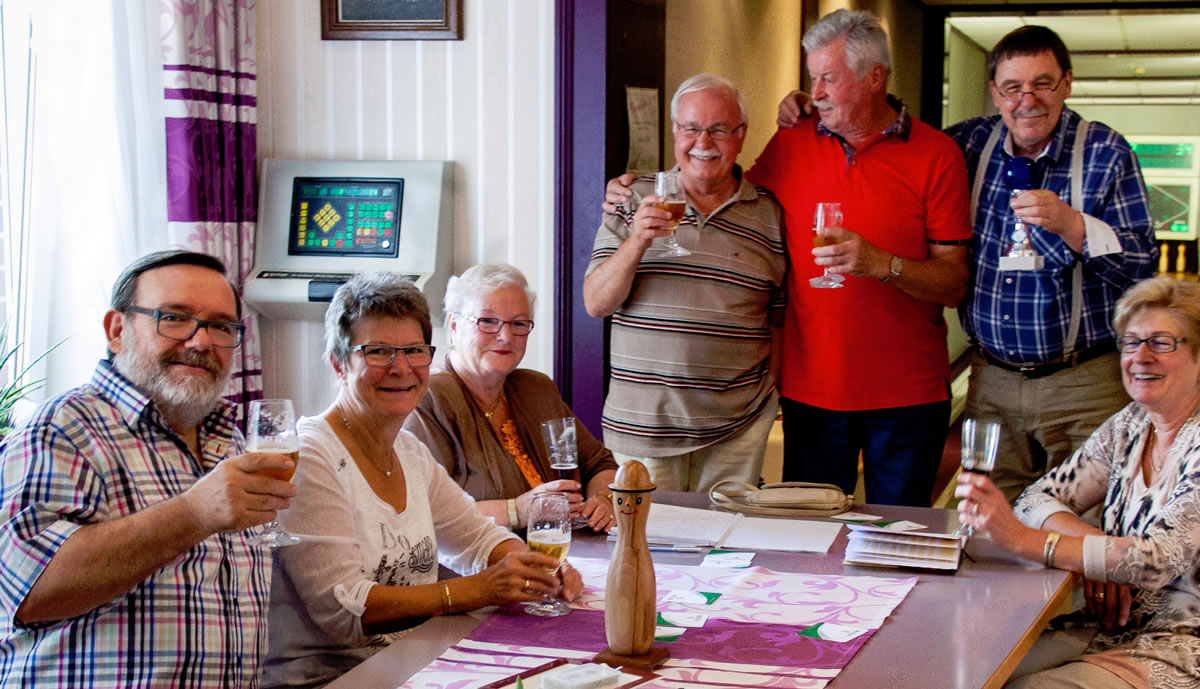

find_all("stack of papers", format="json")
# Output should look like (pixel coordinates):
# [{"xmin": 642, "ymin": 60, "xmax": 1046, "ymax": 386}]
[
  {"xmin": 611, "ymin": 503, "xmax": 741, "ymax": 546},
  {"xmin": 843, "ymin": 524, "xmax": 961, "ymax": 571}
]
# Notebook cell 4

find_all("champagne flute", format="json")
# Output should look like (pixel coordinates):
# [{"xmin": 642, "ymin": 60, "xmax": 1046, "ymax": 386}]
[
  {"xmin": 246, "ymin": 399, "xmax": 302, "ymax": 548},
  {"xmin": 955, "ymin": 416, "xmax": 1001, "ymax": 539},
  {"xmin": 810, "ymin": 202, "xmax": 845, "ymax": 289},
  {"xmin": 524, "ymin": 493, "xmax": 572, "ymax": 617},
  {"xmin": 654, "ymin": 171, "xmax": 690, "ymax": 257},
  {"xmin": 541, "ymin": 417, "xmax": 587, "ymax": 530}
]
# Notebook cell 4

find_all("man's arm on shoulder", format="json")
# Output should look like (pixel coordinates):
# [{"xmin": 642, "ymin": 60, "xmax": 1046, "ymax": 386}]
[
  {"xmin": 584, "ymin": 188, "xmax": 673, "ymax": 318},
  {"xmin": 12, "ymin": 448, "xmax": 294, "ymax": 624}
]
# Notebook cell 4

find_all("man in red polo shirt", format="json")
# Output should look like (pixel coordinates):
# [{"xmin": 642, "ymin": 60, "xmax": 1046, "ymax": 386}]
[{"xmin": 606, "ymin": 9, "xmax": 970, "ymax": 505}]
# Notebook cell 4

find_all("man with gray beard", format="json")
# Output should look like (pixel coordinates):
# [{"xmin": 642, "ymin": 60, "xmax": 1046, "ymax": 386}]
[
  {"xmin": 0, "ymin": 250, "xmax": 297, "ymax": 688},
  {"xmin": 584, "ymin": 73, "xmax": 787, "ymax": 494}
]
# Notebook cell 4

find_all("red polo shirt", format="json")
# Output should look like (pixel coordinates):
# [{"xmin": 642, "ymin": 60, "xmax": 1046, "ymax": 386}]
[{"xmin": 747, "ymin": 116, "xmax": 970, "ymax": 411}]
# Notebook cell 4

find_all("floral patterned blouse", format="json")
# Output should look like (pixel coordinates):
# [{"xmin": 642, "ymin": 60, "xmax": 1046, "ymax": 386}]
[{"xmin": 1016, "ymin": 402, "xmax": 1200, "ymax": 689}]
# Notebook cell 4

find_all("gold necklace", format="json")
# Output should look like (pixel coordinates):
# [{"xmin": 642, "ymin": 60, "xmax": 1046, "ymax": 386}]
[
  {"xmin": 340, "ymin": 411, "xmax": 395, "ymax": 477},
  {"xmin": 481, "ymin": 392, "xmax": 506, "ymax": 420}
]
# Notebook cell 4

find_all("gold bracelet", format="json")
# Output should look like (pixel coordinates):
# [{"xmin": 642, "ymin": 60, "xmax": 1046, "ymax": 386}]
[
  {"xmin": 507, "ymin": 498, "xmax": 520, "ymax": 529},
  {"xmin": 439, "ymin": 581, "xmax": 452, "ymax": 615},
  {"xmin": 1043, "ymin": 531, "xmax": 1062, "ymax": 568}
]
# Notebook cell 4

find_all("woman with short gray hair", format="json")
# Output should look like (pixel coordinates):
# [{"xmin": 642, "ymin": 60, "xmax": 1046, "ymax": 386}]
[
  {"xmin": 406, "ymin": 263, "xmax": 619, "ymax": 532},
  {"xmin": 264, "ymin": 271, "xmax": 581, "ymax": 688}
]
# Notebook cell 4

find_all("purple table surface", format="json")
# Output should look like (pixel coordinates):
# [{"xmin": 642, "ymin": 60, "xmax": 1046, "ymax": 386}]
[{"xmin": 326, "ymin": 492, "xmax": 1076, "ymax": 689}]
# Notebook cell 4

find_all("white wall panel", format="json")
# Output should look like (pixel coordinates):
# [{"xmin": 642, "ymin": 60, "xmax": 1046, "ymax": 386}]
[{"xmin": 256, "ymin": 0, "xmax": 556, "ymax": 414}]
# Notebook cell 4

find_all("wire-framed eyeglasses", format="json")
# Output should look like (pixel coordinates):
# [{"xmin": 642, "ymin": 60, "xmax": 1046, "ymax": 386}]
[
  {"xmin": 126, "ymin": 306, "xmax": 244, "ymax": 348},
  {"xmin": 1116, "ymin": 335, "xmax": 1188, "ymax": 354},
  {"xmin": 992, "ymin": 76, "xmax": 1066, "ymax": 102},
  {"xmin": 673, "ymin": 123, "xmax": 746, "ymax": 141},
  {"xmin": 461, "ymin": 314, "xmax": 535, "ymax": 336},
  {"xmin": 350, "ymin": 343, "xmax": 436, "ymax": 368}
]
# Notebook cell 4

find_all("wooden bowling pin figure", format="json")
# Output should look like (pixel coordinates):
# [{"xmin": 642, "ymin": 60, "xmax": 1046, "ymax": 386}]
[{"xmin": 595, "ymin": 460, "xmax": 669, "ymax": 669}]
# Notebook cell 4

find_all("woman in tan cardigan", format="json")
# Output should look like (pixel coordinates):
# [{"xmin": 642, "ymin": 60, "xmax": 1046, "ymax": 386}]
[{"xmin": 405, "ymin": 264, "xmax": 619, "ymax": 532}]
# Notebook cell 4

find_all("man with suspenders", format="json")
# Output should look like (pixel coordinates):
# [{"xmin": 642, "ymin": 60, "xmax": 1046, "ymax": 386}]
[{"xmin": 944, "ymin": 26, "xmax": 1155, "ymax": 501}]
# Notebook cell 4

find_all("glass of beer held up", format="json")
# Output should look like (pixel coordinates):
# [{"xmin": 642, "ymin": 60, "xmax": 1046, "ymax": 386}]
[
  {"xmin": 246, "ymin": 398, "xmax": 302, "ymax": 548},
  {"xmin": 654, "ymin": 170, "xmax": 691, "ymax": 257},
  {"xmin": 810, "ymin": 202, "xmax": 845, "ymax": 289}
]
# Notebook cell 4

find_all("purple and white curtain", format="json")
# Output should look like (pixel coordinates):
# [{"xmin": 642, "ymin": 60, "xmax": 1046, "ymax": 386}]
[{"xmin": 159, "ymin": 0, "xmax": 262, "ymax": 416}]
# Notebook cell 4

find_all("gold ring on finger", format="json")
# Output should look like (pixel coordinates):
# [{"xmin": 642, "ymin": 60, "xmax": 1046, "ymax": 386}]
[
  {"xmin": 1095, "ymin": 591, "xmax": 1105, "ymax": 601},
  {"xmin": 523, "ymin": 578, "xmax": 530, "ymax": 592}
]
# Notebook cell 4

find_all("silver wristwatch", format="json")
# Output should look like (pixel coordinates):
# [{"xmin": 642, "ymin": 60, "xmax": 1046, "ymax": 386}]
[{"xmin": 879, "ymin": 254, "xmax": 903, "ymax": 283}]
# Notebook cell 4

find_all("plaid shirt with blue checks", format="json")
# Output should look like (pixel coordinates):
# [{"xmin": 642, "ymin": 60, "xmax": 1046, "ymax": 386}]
[
  {"xmin": 0, "ymin": 360, "xmax": 269, "ymax": 688},
  {"xmin": 945, "ymin": 108, "xmax": 1157, "ymax": 364}
]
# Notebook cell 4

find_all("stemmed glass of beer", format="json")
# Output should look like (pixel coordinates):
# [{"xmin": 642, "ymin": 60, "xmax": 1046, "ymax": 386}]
[
  {"xmin": 654, "ymin": 171, "xmax": 690, "ymax": 257},
  {"xmin": 245, "ymin": 399, "xmax": 301, "ymax": 548},
  {"xmin": 810, "ymin": 202, "xmax": 844, "ymax": 289},
  {"xmin": 524, "ymin": 493, "xmax": 572, "ymax": 617}
]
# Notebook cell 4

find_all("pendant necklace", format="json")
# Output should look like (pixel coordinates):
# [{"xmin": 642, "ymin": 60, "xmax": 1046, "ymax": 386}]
[
  {"xmin": 484, "ymin": 393, "xmax": 507, "ymax": 420},
  {"xmin": 340, "ymin": 410, "xmax": 396, "ymax": 477}
]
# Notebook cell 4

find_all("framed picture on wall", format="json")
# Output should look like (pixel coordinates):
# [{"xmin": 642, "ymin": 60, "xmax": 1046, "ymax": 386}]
[{"xmin": 321, "ymin": 0, "xmax": 463, "ymax": 40}]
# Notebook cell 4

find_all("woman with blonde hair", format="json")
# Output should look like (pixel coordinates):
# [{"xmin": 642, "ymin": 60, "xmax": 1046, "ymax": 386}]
[{"xmin": 957, "ymin": 276, "xmax": 1200, "ymax": 689}]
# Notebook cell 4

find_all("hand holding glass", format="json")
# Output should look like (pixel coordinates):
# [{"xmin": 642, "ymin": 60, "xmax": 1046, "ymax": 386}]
[
  {"xmin": 541, "ymin": 417, "xmax": 588, "ymax": 530},
  {"xmin": 524, "ymin": 493, "xmax": 572, "ymax": 617},
  {"xmin": 955, "ymin": 416, "xmax": 1001, "ymax": 539},
  {"xmin": 246, "ymin": 399, "xmax": 301, "ymax": 548},
  {"xmin": 654, "ymin": 171, "xmax": 690, "ymax": 257},
  {"xmin": 810, "ymin": 202, "xmax": 845, "ymax": 289}
]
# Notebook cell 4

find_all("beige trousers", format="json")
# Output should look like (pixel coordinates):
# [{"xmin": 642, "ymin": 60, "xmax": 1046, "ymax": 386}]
[{"xmin": 966, "ymin": 350, "xmax": 1129, "ymax": 503}]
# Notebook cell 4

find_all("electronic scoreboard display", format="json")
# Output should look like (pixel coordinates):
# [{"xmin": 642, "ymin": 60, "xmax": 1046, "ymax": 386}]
[{"xmin": 287, "ymin": 177, "xmax": 403, "ymax": 258}]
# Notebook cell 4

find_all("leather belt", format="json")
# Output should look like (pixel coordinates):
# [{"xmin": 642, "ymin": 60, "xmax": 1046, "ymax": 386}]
[{"xmin": 979, "ymin": 341, "xmax": 1114, "ymax": 379}]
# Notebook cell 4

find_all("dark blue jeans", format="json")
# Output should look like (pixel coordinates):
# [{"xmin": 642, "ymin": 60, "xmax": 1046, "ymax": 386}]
[{"xmin": 779, "ymin": 397, "xmax": 949, "ymax": 507}]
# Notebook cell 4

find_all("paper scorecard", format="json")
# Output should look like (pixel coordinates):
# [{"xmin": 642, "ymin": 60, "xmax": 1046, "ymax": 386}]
[{"xmin": 721, "ymin": 516, "xmax": 842, "ymax": 554}]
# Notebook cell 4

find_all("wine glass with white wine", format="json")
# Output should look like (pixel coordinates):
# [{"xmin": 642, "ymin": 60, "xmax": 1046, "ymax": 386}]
[{"xmin": 524, "ymin": 493, "xmax": 572, "ymax": 617}]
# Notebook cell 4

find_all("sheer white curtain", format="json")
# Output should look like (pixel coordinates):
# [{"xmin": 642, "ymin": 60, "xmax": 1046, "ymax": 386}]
[{"xmin": 1, "ymin": 0, "xmax": 165, "ymax": 400}]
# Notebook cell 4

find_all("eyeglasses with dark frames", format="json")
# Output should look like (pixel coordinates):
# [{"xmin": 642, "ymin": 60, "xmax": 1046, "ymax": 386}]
[
  {"xmin": 461, "ymin": 314, "xmax": 535, "ymax": 336},
  {"xmin": 126, "ymin": 306, "xmax": 244, "ymax": 348},
  {"xmin": 1116, "ymin": 335, "xmax": 1189, "ymax": 354},
  {"xmin": 350, "ymin": 344, "xmax": 436, "ymax": 368},
  {"xmin": 992, "ymin": 76, "xmax": 1066, "ymax": 102}
]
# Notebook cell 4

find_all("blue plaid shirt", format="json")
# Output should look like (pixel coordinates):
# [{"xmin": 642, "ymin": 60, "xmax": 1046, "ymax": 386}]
[
  {"xmin": 945, "ymin": 108, "xmax": 1156, "ymax": 364},
  {"xmin": 0, "ymin": 360, "xmax": 269, "ymax": 688}
]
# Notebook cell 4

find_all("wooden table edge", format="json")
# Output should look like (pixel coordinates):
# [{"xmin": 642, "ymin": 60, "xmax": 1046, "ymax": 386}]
[{"xmin": 982, "ymin": 571, "xmax": 1080, "ymax": 689}]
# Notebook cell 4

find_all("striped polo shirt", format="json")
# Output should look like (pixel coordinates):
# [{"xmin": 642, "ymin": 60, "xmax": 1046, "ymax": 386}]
[{"xmin": 588, "ymin": 168, "xmax": 787, "ymax": 457}]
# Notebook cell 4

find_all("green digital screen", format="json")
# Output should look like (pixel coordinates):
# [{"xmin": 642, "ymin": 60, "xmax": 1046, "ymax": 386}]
[{"xmin": 1131, "ymin": 142, "xmax": 1195, "ymax": 170}]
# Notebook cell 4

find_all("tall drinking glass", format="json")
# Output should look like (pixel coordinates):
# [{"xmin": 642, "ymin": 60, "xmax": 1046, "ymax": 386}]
[
  {"xmin": 955, "ymin": 416, "xmax": 1001, "ymax": 539},
  {"xmin": 654, "ymin": 171, "xmax": 690, "ymax": 257},
  {"xmin": 541, "ymin": 417, "xmax": 587, "ymax": 530},
  {"xmin": 524, "ymin": 493, "xmax": 572, "ymax": 617},
  {"xmin": 246, "ymin": 399, "xmax": 301, "ymax": 548},
  {"xmin": 810, "ymin": 202, "xmax": 845, "ymax": 289}
]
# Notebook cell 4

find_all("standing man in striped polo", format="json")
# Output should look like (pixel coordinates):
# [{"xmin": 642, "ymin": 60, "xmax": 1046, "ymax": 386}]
[{"xmin": 584, "ymin": 73, "xmax": 787, "ymax": 494}]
